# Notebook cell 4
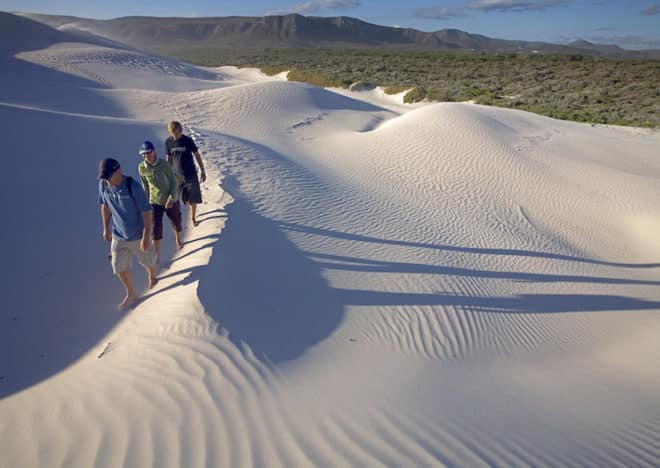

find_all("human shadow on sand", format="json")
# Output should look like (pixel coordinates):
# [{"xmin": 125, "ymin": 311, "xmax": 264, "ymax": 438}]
[
  {"xmin": 152, "ymin": 186, "xmax": 660, "ymax": 372},
  {"xmin": 136, "ymin": 181, "xmax": 342, "ymax": 366},
  {"xmin": 307, "ymin": 252, "xmax": 660, "ymax": 287},
  {"xmin": 279, "ymin": 222, "xmax": 660, "ymax": 269},
  {"xmin": 151, "ymin": 206, "xmax": 660, "ymax": 370},
  {"xmin": 201, "ymin": 195, "xmax": 342, "ymax": 364},
  {"xmin": 144, "ymin": 122, "xmax": 660, "ymax": 367},
  {"xmin": 334, "ymin": 290, "xmax": 660, "ymax": 313}
]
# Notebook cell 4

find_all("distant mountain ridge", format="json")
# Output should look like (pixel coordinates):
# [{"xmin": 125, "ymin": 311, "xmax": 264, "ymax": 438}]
[{"xmin": 16, "ymin": 12, "xmax": 660, "ymax": 59}]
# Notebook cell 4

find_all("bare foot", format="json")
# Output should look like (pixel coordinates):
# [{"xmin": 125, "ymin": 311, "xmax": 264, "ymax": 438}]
[
  {"xmin": 176, "ymin": 242, "xmax": 184, "ymax": 250},
  {"xmin": 118, "ymin": 294, "xmax": 137, "ymax": 311},
  {"xmin": 149, "ymin": 277, "xmax": 159, "ymax": 289},
  {"xmin": 192, "ymin": 219, "xmax": 199, "ymax": 227}
]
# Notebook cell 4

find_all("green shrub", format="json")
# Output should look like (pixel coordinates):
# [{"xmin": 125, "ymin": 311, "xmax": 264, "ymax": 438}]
[
  {"xmin": 287, "ymin": 69, "xmax": 346, "ymax": 88},
  {"xmin": 157, "ymin": 46, "xmax": 660, "ymax": 128},
  {"xmin": 383, "ymin": 85, "xmax": 410, "ymax": 95},
  {"xmin": 403, "ymin": 86, "xmax": 427, "ymax": 103},
  {"xmin": 260, "ymin": 66, "xmax": 287, "ymax": 76}
]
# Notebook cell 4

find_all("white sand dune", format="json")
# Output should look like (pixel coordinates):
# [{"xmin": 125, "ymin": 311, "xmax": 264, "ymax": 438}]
[{"xmin": 2, "ymin": 12, "xmax": 660, "ymax": 467}]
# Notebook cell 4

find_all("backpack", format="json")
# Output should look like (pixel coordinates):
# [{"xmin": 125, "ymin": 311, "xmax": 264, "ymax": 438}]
[
  {"xmin": 126, "ymin": 176, "xmax": 135, "ymax": 200},
  {"xmin": 102, "ymin": 176, "xmax": 136, "ymax": 202}
]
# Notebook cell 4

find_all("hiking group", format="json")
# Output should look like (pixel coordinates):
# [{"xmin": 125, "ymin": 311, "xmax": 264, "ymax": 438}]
[{"xmin": 98, "ymin": 121, "xmax": 207, "ymax": 310}]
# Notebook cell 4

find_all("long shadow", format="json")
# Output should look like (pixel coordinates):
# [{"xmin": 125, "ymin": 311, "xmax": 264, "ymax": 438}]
[
  {"xmin": 139, "ymin": 175, "xmax": 343, "ymax": 365},
  {"xmin": 152, "ymin": 207, "xmax": 660, "ymax": 368},
  {"xmin": 0, "ymin": 105, "xmax": 169, "ymax": 399},
  {"xmin": 279, "ymin": 222, "xmax": 660, "ymax": 269},
  {"xmin": 334, "ymin": 289, "xmax": 660, "ymax": 313},
  {"xmin": 95, "ymin": 124, "xmax": 660, "ymax": 374},
  {"xmin": 1, "ymin": 15, "xmax": 230, "ymax": 398},
  {"xmin": 164, "ymin": 131, "xmax": 660, "ymax": 367},
  {"xmin": 0, "ymin": 14, "xmax": 168, "ymax": 399},
  {"xmin": 308, "ymin": 252, "xmax": 660, "ymax": 287},
  {"xmin": 194, "ymin": 176, "xmax": 344, "ymax": 364}
]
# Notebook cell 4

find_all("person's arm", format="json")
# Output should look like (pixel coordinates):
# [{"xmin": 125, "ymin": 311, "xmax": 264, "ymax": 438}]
[
  {"xmin": 165, "ymin": 165, "xmax": 178, "ymax": 207},
  {"xmin": 101, "ymin": 204, "xmax": 112, "ymax": 242},
  {"xmin": 139, "ymin": 173, "xmax": 150, "ymax": 200},
  {"xmin": 193, "ymin": 150, "xmax": 206, "ymax": 182},
  {"xmin": 166, "ymin": 141, "xmax": 173, "ymax": 165},
  {"xmin": 131, "ymin": 177, "xmax": 153, "ymax": 251}
]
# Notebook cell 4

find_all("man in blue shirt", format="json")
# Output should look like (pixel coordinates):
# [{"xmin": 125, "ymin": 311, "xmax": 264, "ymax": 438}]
[{"xmin": 98, "ymin": 158, "xmax": 158, "ymax": 310}]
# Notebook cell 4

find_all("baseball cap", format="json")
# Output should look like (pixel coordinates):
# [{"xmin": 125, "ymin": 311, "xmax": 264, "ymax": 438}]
[
  {"xmin": 139, "ymin": 141, "xmax": 155, "ymax": 155},
  {"xmin": 98, "ymin": 158, "xmax": 120, "ymax": 180}
]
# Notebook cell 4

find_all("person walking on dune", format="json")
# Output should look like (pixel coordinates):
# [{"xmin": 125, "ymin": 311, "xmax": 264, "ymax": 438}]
[
  {"xmin": 138, "ymin": 140, "xmax": 183, "ymax": 263},
  {"xmin": 165, "ymin": 121, "xmax": 206, "ymax": 226},
  {"xmin": 98, "ymin": 158, "xmax": 158, "ymax": 310}
]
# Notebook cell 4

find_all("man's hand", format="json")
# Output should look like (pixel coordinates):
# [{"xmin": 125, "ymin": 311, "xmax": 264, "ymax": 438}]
[
  {"xmin": 101, "ymin": 204, "xmax": 112, "ymax": 242},
  {"xmin": 140, "ymin": 236, "xmax": 151, "ymax": 252},
  {"xmin": 193, "ymin": 151, "xmax": 206, "ymax": 183}
]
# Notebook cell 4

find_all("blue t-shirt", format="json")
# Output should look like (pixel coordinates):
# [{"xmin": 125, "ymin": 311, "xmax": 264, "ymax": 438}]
[{"xmin": 98, "ymin": 176, "xmax": 152, "ymax": 241}]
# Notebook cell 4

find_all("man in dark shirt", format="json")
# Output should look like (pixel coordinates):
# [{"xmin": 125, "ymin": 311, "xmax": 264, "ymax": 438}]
[{"xmin": 165, "ymin": 120, "xmax": 207, "ymax": 226}]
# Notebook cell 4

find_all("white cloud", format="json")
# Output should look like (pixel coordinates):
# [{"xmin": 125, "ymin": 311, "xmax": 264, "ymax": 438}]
[
  {"xmin": 642, "ymin": 3, "xmax": 660, "ymax": 15},
  {"xmin": 413, "ymin": 0, "xmax": 568, "ymax": 20},
  {"xmin": 413, "ymin": 6, "xmax": 467, "ymax": 20},
  {"xmin": 267, "ymin": 0, "xmax": 361, "ymax": 15},
  {"xmin": 465, "ymin": 0, "xmax": 568, "ymax": 13}
]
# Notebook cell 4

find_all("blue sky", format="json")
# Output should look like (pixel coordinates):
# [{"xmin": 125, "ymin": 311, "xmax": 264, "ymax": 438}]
[{"xmin": 2, "ymin": 0, "xmax": 660, "ymax": 49}]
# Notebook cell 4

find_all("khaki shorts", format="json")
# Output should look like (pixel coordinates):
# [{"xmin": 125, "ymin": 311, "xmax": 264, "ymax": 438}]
[{"xmin": 111, "ymin": 238, "xmax": 157, "ymax": 274}]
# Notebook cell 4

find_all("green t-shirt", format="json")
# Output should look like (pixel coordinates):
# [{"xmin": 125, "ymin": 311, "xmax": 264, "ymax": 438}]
[{"xmin": 138, "ymin": 158, "xmax": 178, "ymax": 206}]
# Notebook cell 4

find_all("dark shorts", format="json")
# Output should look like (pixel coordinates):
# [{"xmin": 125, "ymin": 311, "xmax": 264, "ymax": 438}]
[
  {"xmin": 152, "ymin": 202, "xmax": 183, "ymax": 240},
  {"xmin": 180, "ymin": 178, "xmax": 203, "ymax": 205}
]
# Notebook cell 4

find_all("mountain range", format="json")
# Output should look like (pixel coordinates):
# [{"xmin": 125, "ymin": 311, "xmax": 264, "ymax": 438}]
[{"xmin": 16, "ymin": 12, "xmax": 660, "ymax": 59}]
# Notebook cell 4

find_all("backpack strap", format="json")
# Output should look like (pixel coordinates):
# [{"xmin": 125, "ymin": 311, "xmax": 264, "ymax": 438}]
[
  {"xmin": 126, "ymin": 176, "xmax": 134, "ymax": 200},
  {"xmin": 102, "ymin": 176, "xmax": 136, "ymax": 204}
]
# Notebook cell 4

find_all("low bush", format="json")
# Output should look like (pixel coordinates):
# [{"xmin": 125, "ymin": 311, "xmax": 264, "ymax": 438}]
[{"xmin": 155, "ymin": 47, "xmax": 660, "ymax": 128}]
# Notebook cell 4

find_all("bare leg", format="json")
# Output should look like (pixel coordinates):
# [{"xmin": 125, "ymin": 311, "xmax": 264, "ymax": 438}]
[
  {"xmin": 117, "ymin": 271, "xmax": 138, "ymax": 308},
  {"xmin": 190, "ymin": 203, "xmax": 198, "ymax": 226},
  {"xmin": 154, "ymin": 239, "xmax": 161, "ymax": 264},
  {"xmin": 146, "ymin": 265, "xmax": 158, "ymax": 289},
  {"xmin": 174, "ymin": 229, "xmax": 183, "ymax": 249}
]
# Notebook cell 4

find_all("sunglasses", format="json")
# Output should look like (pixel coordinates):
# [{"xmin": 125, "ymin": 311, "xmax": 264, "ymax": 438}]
[{"xmin": 140, "ymin": 150, "xmax": 154, "ymax": 156}]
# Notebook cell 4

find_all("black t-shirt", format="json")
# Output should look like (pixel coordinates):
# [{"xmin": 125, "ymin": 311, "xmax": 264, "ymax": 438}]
[{"xmin": 166, "ymin": 135, "xmax": 199, "ymax": 181}]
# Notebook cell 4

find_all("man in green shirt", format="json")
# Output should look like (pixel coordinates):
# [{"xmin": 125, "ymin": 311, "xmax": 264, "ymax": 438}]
[{"xmin": 138, "ymin": 141, "xmax": 183, "ymax": 262}]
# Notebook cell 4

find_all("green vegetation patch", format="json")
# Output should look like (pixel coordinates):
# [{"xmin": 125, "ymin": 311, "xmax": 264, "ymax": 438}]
[
  {"xmin": 153, "ymin": 47, "xmax": 660, "ymax": 128},
  {"xmin": 403, "ymin": 86, "xmax": 427, "ymax": 103}
]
